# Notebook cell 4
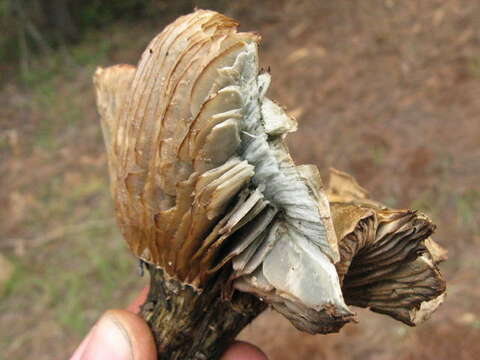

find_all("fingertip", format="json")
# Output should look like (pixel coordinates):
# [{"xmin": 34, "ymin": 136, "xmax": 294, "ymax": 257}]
[
  {"xmin": 76, "ymin": 309, "xmax": 156, "ymax": 360},
  {"xmin": 221, "ymin": 341, "xmax": 268, "ymax": 360},
  {"xmin": 70, "ymin": 330, "xmax": 94, "ymax": 360},
  {"xmin": 106, "ymin": 309, "xmax": 157, "ymax": 360}
]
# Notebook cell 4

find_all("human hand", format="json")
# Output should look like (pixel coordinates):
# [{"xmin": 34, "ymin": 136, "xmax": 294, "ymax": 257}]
[{"xmin": 70, "ymin": 287, "xmax": 267, "ymax": 360}]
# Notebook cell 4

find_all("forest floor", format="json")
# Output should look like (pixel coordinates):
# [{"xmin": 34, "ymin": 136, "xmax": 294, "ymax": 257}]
[{"xmin": 1, "ymin": 1, "xmax": 479, "ymax": 359}]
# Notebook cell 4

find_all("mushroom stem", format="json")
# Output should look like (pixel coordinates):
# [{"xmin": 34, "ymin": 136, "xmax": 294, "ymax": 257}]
[{"xmin": 141, "ymin": 266, "xmax": 266, "ymax": 360}]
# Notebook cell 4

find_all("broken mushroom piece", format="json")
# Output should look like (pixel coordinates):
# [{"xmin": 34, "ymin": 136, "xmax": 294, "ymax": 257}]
[
  {"xmin": 93, "ymin": 10, "xmax": 446, "ymax": 360},
  {"xmin": 327, "ymin": 168, "xmax": 447, "ymax": 326}
]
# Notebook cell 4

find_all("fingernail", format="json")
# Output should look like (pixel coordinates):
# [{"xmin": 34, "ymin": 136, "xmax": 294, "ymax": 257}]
[{"xmin": 81, "ymin": 312, "xmax": 134, "ymax": 360}]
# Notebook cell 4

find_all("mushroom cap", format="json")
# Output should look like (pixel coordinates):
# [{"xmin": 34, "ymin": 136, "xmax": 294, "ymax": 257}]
[
  {"xmin": 95, "ymin": 10, "xmax": 352, "ymax": 333},
  {"xmin": 327, "ymin": 168, "xmax": 447, "ymax": 326}
]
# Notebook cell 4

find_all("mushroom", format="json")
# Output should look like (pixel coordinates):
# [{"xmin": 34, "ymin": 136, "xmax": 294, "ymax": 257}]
[
  {"xmin": 93, "ymin": 10, "xmax": 446, "ymax": 360},
  {"xmin": 327, "ymin": 168, "xmax": 446, "ymax": 326}
]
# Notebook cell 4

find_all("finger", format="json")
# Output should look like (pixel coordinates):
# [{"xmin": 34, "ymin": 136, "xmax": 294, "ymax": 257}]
[
  {"xmin": 77, "ymin": 309, "xmax": 157, "ymax": 360},
  {"xmin": 221, "ymin": 341, "xmax": 268, "ymax": 360},
  {"xmin": 71, "ymin": 287, "xmax": 151, "ymax": 359},
  {"xmin": 126, "ymin": 286, "xmax": 150, "ymax": 313},
  {"xmin": 69, "ymin": 329, "xmax": 94, "ymax": 360}
]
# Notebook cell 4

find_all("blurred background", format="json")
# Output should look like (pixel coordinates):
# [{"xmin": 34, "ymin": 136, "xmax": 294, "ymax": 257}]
[{"xmin": 1, "ymin": 1, "xmax": 479, "ymax": 359}]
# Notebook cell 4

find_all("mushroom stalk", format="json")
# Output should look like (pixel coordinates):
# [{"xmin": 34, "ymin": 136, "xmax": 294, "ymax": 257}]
[{"xmin": 141, "ymin": 267, "xmax": 265, "ymax": 360}]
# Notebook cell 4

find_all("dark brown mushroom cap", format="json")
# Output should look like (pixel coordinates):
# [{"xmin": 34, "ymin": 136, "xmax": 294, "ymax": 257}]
[{"xmin": 327, "ymin": 169, "xmax": 447, "ymax": 326}]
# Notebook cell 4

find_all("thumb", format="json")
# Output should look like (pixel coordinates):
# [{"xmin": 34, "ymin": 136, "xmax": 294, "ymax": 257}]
[
  {"xmin": 221, "ymin": 341, "xmax": 268, "ymax": 360},
  {"xmin": 71, "ymin": 309, "xmax": 156, "ymax": 360}
]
